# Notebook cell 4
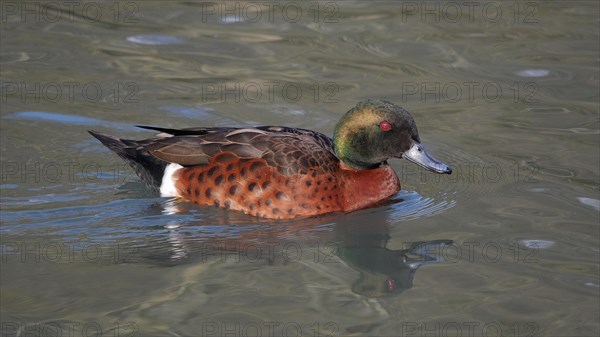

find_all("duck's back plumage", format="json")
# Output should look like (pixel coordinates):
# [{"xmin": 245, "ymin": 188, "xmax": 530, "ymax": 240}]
[{"xmin": 134, "ymin": 125, "xmax": 340, "ymax": 176}]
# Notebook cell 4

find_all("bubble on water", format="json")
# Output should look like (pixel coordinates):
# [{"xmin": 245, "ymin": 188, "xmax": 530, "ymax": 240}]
[
  {"xmin": 516, "ymin": 69, "xmax": 550, "ymax": 77},
  {"xmin": 127, "ymin": 35, "xmax": 184, "ymax": 46},
  {"xmin": 220, "ymin": 16, "xmax": 244, "ymax": 24},
  {"xmin": 519, "ymin": 239, "xmax": 555, "ymax": 249},
  {"xmin": 271, "ymin": 107, "xmax": 306, "ymax": 116},
  {"xmin": 577, "ymin": 197, "xmax": 600, "ymax": 211},
  {"xmin": 529, "ymin": 187, "xmax": 547, "ymax": 192}
]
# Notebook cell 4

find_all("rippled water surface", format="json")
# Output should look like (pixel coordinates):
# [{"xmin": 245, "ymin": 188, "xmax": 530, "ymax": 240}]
[{"xmin": 1, "ymin": 1, "xmax": 599, "ymax": 336}]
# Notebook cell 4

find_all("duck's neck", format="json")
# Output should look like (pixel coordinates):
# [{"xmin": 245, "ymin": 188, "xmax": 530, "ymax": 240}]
[
  {"xmin": 339, "ymin": 162, "xmax": 400, "ymax": 212},
  {"xmin": 340, "ymin": 157, "xmax": 381, "ymax": 170},
  {"xmin": 333, "ymin": 117, "xmax": 382, "ymax": 170},
  {"xmin": 333, "ymin": 138, "xmax": 381, "ymax": 170}
]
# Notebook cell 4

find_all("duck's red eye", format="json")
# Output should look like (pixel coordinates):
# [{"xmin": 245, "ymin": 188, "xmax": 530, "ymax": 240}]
[
  {"xmin": 380, "ymin": 120, "xmax": 392, "ymax": 131},
  {"xmin": 385, "ymin": 277, "xmax": 396, "ymax": 292}
]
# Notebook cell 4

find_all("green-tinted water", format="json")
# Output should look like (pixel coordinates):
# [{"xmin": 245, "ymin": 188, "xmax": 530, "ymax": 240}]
[{"xmin": 1, "ymin": 1, "xmax": 599, "ymax": 336}]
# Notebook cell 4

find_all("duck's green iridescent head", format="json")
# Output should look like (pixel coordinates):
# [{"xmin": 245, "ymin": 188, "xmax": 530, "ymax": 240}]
[{"xmin": 333, "ymin": 99, "xmax": 452, "ymax": 174}]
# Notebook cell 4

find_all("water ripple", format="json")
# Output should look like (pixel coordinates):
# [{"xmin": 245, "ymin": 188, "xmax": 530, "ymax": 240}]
[{"xmin": 6, "ymin": 111, "xmax": 138, "ymax": 131}]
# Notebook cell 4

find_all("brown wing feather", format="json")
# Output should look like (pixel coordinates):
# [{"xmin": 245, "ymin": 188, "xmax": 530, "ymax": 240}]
[{"xmin": 142, "ymin": 128, "xmax": 339, "ymax": 175}]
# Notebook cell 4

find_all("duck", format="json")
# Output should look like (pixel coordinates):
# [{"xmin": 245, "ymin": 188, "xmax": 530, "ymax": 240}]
[{"xmin": 89, "ymin": 99, "xmax": 452, "ymax": 219}]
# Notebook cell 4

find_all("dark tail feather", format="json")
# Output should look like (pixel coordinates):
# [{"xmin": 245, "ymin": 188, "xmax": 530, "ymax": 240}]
[
  {"xmin": 136, "ymin": 125, "xmax": 235, "ymax": 136},
  {"xmin": 135, "ymin": 125, "xmax": 191, "ymax": 135},
  {"xmin": 88, "ymin": 130, "xmax": 167, "ymax": 190}
]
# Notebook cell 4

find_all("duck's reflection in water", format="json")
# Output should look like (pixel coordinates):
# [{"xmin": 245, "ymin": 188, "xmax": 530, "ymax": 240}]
[
  {"xmin": 143, "ymin": 198, "xmax": 452, "ymax": 298},
  {"xmin": 332, "ymin": 219, "xmax": 452, "ymax": 297}
]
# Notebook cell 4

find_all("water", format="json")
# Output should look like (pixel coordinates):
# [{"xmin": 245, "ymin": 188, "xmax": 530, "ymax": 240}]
[{"xmin": 1, "ymin": 1, "xmax": 599, "ymax": 336}]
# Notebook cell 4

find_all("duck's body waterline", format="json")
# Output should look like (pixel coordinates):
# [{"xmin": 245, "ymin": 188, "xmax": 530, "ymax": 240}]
[{"xmin": 90, "ymin": 100, "xmax": 451, "ymax": 219}]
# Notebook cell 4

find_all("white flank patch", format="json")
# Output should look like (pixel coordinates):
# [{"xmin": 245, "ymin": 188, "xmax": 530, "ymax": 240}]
[{"xmin": 160, "ymin": 163, "xmax": 183, "ymax": 197}]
